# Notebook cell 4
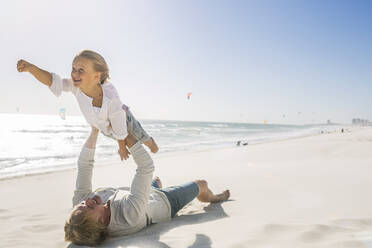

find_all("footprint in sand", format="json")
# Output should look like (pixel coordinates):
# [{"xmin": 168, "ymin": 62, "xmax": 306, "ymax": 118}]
[
  {"xmin": 23, "ymin": 214, "xmax": 46, "ymax": 221},
  {"xmin": 263, "ymin": 223, "xmax": 301, "ymax": 236},
  {"xmin": 0, "ymin": 214, "xmax": 16, "ymax": 220},
  {"xmin": 22, "ymin": 223, "xmax": 60, "ymax": 232},
  {"xmin": 298, "ymin": 224, "xmax": 351, "ymax": 243},
  {"xmin": 0, "ymin": 209, "xmax": 17, "ymax": 220},
  {"xmin": 329, "ymin": 239, "xmax": 365, "ymax": 248},
  {"xmin": 333, "ymin": 218, "xmax": 372, "ymax": 229},
  {"xmin": 332, "ymin": 219, "xmax": 372, "ymax": 247}
]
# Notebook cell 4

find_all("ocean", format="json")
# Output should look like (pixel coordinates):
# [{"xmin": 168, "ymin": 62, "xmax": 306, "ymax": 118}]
[{"xmin": 0, "ymin": 113, "xmax": 338, "ymax": 179}]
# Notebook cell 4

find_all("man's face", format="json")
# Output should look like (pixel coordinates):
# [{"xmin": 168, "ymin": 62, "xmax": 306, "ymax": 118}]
[{"xmin": 72, "ymin": 195, "xmax": 105, "ymax": 223}]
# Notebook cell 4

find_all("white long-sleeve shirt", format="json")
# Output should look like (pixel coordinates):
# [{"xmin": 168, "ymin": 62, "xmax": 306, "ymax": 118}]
[
  {"xmin": 74, "ymin": 143, "xmax": 171, "ymax": 236},
  {"xmin": 49, "ymin": 73, "xmax": 128, "ymax": 140}
]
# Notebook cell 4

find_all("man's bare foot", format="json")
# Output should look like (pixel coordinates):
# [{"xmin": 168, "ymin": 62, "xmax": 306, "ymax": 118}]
[
  {"xmin": 144, "ymin": 137, "xmax": 159, "ymax": 153},
  {"xmin": 153, "ymin": 176, "xmax": 162, "ymax": 188},
  {"xmin": 211, "ymin": 190, "xmax": 230, "ymax": 203}
]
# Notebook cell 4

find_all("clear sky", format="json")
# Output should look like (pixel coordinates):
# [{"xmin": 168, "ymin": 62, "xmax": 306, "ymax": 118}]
[{"xmin": 1, "ymin": 0, "xmax": 371, "ymax": 124}]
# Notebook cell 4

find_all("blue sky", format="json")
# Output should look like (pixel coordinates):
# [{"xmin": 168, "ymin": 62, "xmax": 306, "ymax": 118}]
[{"xmin": 1, "ymin": 0, "xmax": 371, "ymax": 124}]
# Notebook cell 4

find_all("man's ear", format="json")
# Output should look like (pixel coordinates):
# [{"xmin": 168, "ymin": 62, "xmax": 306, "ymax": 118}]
[
  {"xmin": 99, "ymin": 215, "xmax": 105, "ymax": 224},
  {"xmin": 99, "ymin": 212, "xmax": 109, "ymax": 225}
]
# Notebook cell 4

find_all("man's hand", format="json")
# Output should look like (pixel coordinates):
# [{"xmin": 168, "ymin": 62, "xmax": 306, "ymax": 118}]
[
  {"xmin": 91, "ymin": 126, "xmax": 99, "ymax": 134},
  {"xmin": 17, "ymin": 59, "xmax": 34, "ymax": 72},
  {"xmin": 118, "ymin": 146, "xmax": 130, "ymax": 161}
]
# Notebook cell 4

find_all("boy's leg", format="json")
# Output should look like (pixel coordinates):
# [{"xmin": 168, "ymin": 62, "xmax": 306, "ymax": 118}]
[
  {"xmin": 123, "ymin": 105, "xmax": 158, "ymax": 152},
  {"xmin": 124, "ymin": 105, "xmax": 150, "ymax": 142}
]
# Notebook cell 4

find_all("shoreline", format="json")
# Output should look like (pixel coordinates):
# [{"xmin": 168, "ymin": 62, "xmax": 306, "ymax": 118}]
[
  {"xmin": 0, "ymin": 112, "xmax": 353, "ymax": 126},
  {"xmin": 0, "ymin": 124, "xmax": 356, "ymax": 182}
]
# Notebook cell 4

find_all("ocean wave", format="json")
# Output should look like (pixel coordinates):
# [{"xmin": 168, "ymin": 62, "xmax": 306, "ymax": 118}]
[
  {"xmin": 0, "ymin": 154, "xmax": 77, "ymax": 168},
  {"xmin": 0, "ymin": 158, "xmax": 26, "ymax": 169},
  {"xmin": 208, "ymin": 124, "xmax": 229, "ymax": 128},
  {"xmin": 167, "ymin": 123, "xmax": 179, "ymax": 127},
  {"xmin": 63, "ymin": 124, "xmax": 89, "ymax": 128},
  {"xmin": 143, "ymin": 124, "xmax": 166, "ymax": 128},
  {"xmin": 14, "ymin": 129, "xmax": 89, "ymax": 134},
  {"xmin": 178, "ymin": 128, "xmax": 201, "ymax": 133}
]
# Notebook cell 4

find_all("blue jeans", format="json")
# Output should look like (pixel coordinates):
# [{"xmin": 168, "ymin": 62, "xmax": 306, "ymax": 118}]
[
  {"xmin": 123, "ymin": 104, "xmax": 151, "ymax": 143},
  {"xmin": 153, "ymin": 181, "xmax": 200, "ymax": 218}
]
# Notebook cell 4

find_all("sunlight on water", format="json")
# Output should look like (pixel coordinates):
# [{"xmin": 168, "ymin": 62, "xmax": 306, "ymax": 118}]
[{"xmin": 0, "ymin": 113, "xmax": 339, "ymax": 179}]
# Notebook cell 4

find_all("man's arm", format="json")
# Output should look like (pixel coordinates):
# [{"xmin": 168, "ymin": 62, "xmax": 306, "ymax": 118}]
[
  {"xmin": 121, "ymin": 135, "xmax": 154, "ymax": 225},
  {"xmin": 72, "ymin": 127, "xmax": 99, "ymax": 206},
  {"xmin": 85, "ymin": 127, "xmax": 99, "ymax": 149}
]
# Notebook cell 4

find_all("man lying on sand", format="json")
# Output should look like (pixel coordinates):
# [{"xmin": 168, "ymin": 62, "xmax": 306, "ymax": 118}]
[{"xmin": 65, "ymin": 127, "xmax": 230, "ymax": 246}]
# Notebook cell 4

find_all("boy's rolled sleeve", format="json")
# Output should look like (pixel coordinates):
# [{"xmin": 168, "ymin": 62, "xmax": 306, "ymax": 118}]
[{"xmin": 49, "ymin": 73, "xmax": 73, "ymax": 97}]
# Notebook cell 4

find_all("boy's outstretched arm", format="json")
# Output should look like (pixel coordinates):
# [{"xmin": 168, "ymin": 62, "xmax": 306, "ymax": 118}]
[{"xmin": 17, "ymin": 59, "xmax": 52, "ymax": 87}]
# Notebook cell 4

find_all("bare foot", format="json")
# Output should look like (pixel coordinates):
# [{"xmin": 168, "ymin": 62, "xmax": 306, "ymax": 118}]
[
  {"xmin": 144, "ymin": 137, "xmax": 159, "ymax": 153},
  {"xmin": 153, "ymin": 176, "xmax": 162, "ymax": 188},
  {"xmin": 212, "ymin": 190, "xmax": 230, "ymax": 203}
]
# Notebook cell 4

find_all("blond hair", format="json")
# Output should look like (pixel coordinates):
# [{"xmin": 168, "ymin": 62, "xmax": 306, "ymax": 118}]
[
  {"xmin": 75, "ymin": 50, "xmax": 110, "ymax": 84},
  {"xmin": 64, "ymin": 210, "xmax": 108, "ymax": 246}
]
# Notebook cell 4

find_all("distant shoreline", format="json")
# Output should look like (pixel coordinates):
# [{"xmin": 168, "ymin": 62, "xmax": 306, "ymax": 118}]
[
  {"xmin": 0, "ymin": 112, "xmax": 349, "ymax": 126},
  {"xmin": 0, "ymin": 124, "xmax": 358, "ymax": 181}
]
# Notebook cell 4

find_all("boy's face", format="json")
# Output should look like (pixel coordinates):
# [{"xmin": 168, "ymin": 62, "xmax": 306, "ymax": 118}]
[{"xmin": 71, "ymin": 57, "xmax": 101, "ymax": 88}]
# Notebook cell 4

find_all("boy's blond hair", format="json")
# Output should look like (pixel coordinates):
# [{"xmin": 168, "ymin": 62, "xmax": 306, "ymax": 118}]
[
  {"xmin": 75, "ymin": 50, "xmax": 110, "ymax": 84},
  {"xmin": 64, "ymin": 210, "xmax": 108, "ymax": 246}
]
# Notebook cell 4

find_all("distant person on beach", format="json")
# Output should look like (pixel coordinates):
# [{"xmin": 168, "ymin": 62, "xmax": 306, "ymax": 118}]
[
  {"xmin": 64, "ymin": 127, "xmax": 230, "ymax": 246},
  {"xmin": 17, "ymin": 50, "xmax": 158, "ymax": 161},
  {"xmin": 236, "ymin": 141, "xmax": 248, "ymax": 146}
]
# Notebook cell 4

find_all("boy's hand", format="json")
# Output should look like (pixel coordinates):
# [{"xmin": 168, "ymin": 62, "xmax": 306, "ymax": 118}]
[
  {"xmin": 118, "ymin": 146, "xmax": 130, "ymax": 161},
  {"xmin": 17, "ymin": 59, "xmax": 34, "ymax": 72}
]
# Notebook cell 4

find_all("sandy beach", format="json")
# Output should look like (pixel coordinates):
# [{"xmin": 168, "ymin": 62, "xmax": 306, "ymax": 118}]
[{"xmin": 1, "ymin": 127, "xmax": 372, "ymax": 248}]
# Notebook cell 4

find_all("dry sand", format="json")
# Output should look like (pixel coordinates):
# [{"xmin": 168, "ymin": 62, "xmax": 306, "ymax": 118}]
[{"xmin": 1, "ymin": 127, "xmax": 372, "ymax": 248}]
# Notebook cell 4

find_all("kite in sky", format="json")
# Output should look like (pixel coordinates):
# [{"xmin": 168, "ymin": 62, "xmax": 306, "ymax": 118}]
[{"xmin": 187, "ymin": 92, "xmax": 192, "ymax": 100}]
